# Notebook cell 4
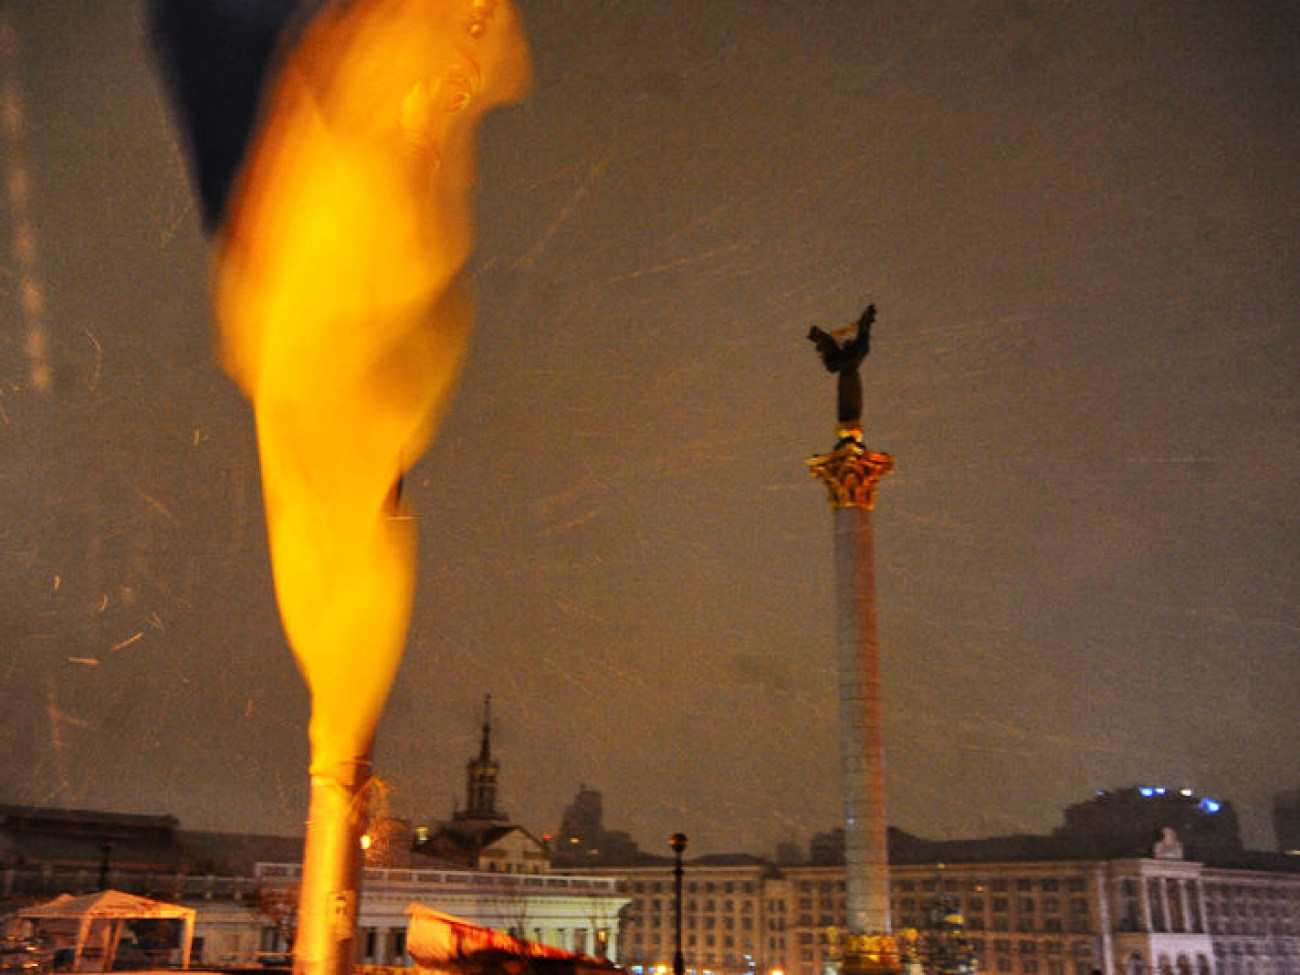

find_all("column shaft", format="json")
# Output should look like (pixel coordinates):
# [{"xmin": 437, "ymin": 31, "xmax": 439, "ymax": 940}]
[{"xmin": 834, "ymin": 506, "xmax": 890, "ymax": 937}]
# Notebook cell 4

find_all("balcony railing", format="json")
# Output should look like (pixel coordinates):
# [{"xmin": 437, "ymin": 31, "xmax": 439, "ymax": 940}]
[
  {"xmin": 253, "ymin": 863, "xmax": 622, "ymax": 894},
  {"xmin": 1, "ymin": 867, "xmax": 262, "ymax": 902}
]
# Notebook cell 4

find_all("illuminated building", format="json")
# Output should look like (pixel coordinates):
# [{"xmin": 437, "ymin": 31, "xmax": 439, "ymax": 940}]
[
  {"xmin": 573, "ymin": 856, "xmax": 784, "ymax": 975},
  {"xmin": 4, "ymin": 787, "xmax": 1298, "ymax": 974},
  {"xmin": 0, "ymin": 808, "xmax": 626, "ymax": 968},
  {"xmin": 563, "ymin": 790, "xmax": 1300, "ymax": 975},
  {"xmin": 0, "ymin": 718, "xmax": 623, "ymax": 965},
  {"xmin": 411, "ymin": 697, "xmax": 551, "ymax": 875},
  {"xmin": 254, "ymin": 860, "xmax": 626, "ymax": 965}
]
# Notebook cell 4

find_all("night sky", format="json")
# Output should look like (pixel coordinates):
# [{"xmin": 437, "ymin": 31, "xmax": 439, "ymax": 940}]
[{"xmin": 2, "ymin": 1, "xmax": 1297, "ymax": 858}]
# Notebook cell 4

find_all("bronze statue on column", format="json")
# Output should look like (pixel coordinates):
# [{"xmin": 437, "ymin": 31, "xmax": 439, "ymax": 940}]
[{"xmin": 808, "ymin": 303, "xmax": 875, "ymax": 426}]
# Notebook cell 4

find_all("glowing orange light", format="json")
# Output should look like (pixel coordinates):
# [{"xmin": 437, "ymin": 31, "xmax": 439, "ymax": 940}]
[{"xmin": 211, "ymin": 1, "xmax": 530, "ymax": 972}]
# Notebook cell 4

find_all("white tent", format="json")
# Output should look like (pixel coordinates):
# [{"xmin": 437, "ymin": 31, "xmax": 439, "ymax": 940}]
[{"xmin": 16, "ymin": 890, "xmax": 196, "ymax": 971}]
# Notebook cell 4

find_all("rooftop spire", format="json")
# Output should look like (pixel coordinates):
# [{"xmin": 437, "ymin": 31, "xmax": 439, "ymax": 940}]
[
  {"xmin": 479, "ymin": 694, "xmax": 493, "ymax": 761},
  {"xmin": 460, "ymin": 694, "xmax": 504, "ymax": 821}
]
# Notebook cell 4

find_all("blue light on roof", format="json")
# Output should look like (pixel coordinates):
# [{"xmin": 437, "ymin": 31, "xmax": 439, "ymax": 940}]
[
  {"xmin": 1139, "ymin": 787, "xmax": 1156, "ymax": 797},
  {"xmin": 1199, "ymin": 798, "xmax": 1222, "ymax": 814}
]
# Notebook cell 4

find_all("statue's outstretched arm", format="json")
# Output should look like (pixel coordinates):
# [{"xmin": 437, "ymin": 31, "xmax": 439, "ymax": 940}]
[
  {"xmin": 808, "ymin": 326, "xmax": 841, "ymax": 371},
  {"xmin": 848, "ymin": 304, "xmax": 875, "ymax": 359}
]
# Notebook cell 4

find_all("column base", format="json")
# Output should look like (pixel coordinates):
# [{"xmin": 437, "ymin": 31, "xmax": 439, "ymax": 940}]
[{"xmin": 840, "ymin": 934, "xmax": 904, "ymax": 975}]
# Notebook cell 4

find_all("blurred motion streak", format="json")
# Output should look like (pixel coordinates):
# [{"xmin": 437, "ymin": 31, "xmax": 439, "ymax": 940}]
[
  {"xmin": 148, "ymin": 2, "xmax": 531, "ymax": 973},
  {"xmin": 0, "ymin": 8, "xmax": 52, "ymax": 393}
]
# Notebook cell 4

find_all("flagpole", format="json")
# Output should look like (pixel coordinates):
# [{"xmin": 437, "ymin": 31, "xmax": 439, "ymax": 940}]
[{"xmin": 295, "ymin": 759, "xmax": 372, "ymax": 975}]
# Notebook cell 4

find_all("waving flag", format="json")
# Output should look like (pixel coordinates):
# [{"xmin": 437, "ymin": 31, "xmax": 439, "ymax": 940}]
[
  {"xmin": 147, "ymin": 0, "xmax": 320, "ymax": 232},
  {"xmin": 148, "ymin": 4, "xmax": 531, "ymax": 974}
]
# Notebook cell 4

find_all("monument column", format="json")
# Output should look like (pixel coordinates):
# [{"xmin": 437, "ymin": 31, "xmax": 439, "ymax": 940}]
[{"xmin": 807, "ymin": 305, "xmax": 901, "ymax": 975}]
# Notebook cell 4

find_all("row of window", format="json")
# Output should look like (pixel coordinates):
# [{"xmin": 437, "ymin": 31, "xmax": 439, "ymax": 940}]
[
  {"xmin": 985, "ymin": 958, "xmax": 1085, "ymax": 974},
  {"xmin": 895, "ymin": 876, "xmax": 1089, "ymax": 894},
  {"xmin": 634, "ymin": 898, "xmax": 759, "ymax": 915},
  {"xmin": 1206, "ymin": 884, "xmax": 1300, "ymax": 906},
  {"xmin": 896, "ymin": 895, "xmax": 1090, "ymax": 915},
  {"xmin": 636, "ymin": 915, "xmax": 757, "ymax": 932},
  {"xmin": 630, "ymin": 880, "xmax": 758, "ymax": 896},
  {"xmin": 627, "ymin": 932, "xmax": 755, "ymax": 951},
  {"xmin": 970, "ymin": 938, "xmax": 1092, "ymax": 956}
]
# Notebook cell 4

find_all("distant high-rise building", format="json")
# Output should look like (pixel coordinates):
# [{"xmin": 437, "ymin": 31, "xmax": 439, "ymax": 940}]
[
  {"xmin": 1057, "ymin": 786, "xmax": 1242, "ymax": 856},
  {"xmin": 555, "ymin": 786, "xmax": 604, "ymax": 863},
  {"xmin": 810, "ymin": 827, "xmax": 846, "ymax": 866},
  {"xmin": 552, "ymin": 786, "xmax": 644, "ymax": 867},
  {"xmin": 1275, "ymin": 790, "xmax": 1300, "ymax": 854}
]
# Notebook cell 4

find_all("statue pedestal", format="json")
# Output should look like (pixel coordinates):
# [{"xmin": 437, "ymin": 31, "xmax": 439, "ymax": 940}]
[{"xmin": 840, "ymin": 933, "xmax": 904, "ymax": 975}]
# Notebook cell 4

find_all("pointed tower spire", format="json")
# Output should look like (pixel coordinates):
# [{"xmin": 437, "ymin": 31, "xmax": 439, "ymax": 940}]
[
  {"xmin": 459, "ymin": 694, "xmax": 505, "ymax": 821},
  {"xmin": 479, "ymin": 694, "xmax": 493, "ymax": 761}
]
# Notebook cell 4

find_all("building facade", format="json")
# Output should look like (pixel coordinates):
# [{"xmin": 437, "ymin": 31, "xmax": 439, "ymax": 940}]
[
  {"xmin": 255, "ymin": 861, "xmax": 628, "ymax": 967},
  {"xmin": 574, "ymin": 842, "xmax": 1300, "ymax": 975},
  {"xmin": 411, "ymin": 698, "xmax": 552, "ymax": 875},
  {"xmin": 597, "ymin": 857, "xmax": 783, "ymax": 975}
]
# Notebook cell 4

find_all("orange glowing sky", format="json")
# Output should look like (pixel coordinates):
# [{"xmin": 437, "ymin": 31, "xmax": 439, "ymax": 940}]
[{"xmin": 1, "ymin": 1, "xmax": 1297, "ymax": 857}]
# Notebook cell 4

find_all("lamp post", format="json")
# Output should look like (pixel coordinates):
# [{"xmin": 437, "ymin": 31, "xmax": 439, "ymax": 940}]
[
  {"xmin": 670, "ymin": 833, "xmax": 688, "ymax": 975},
  {"xmin": 98, "ymin": 841, "xmax": 113, "ymax": 890}
]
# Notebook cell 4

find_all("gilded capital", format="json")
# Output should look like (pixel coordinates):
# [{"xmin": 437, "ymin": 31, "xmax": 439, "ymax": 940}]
[{"xmin": 807, "ymin": 427, "xmax": 893, "ymax": 510}]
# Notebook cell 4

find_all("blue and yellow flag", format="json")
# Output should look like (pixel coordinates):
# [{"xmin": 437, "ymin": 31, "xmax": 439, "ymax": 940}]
[{"xmin": 147, "ymin": 0, "xmax": 322, "ymax": 232}]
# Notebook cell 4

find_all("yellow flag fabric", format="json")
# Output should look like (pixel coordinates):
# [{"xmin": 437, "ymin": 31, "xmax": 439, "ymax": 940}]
[{"xmin": 213, "ymin": 0, "xmax": 531, "ymax": 775}]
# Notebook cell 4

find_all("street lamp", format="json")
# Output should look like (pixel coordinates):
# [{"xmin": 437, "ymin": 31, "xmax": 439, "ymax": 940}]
[
  {"xmin": 670, "ymin": 833, "xmax": 688, "ymax": 975},
  {"xmin": 98, "ymin": 841, "xmax": 113, "ymax": 890}
]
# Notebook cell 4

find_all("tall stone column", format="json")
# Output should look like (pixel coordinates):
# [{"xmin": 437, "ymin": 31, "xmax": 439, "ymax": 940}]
[
  {"xmin": 1138, "ymin": 877, "xmax": 1155, "ymax": 933},
  {"xmin": 1093, "ymin": 866, "xmax": 1115, "ymax": 975},
  {"xmin": 809, "ymin": 423, "xmax": 900, "ymax": 975}
]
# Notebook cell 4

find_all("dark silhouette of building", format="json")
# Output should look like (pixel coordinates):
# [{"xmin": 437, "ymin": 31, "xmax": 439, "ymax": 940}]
[
  {"xmin": 551, "ymin": 787, "xmax": 644, "ymax": 868},
  {"xmin": 809, "ymin": 827, "xmax": 845, "ymax": 866},
  {"xmin": 1275, "ymin": 790, "xmax": 1300, "ymax": 854},
  {"xmin": 457, "ymin": 696, "xmax": 508, "ymax": 825},
  {"xmin": 411, "ymin": 698, "xmax": 549, "ymax": 874},
  {"xmin": 1055, "ymin": 787, "xmax": 1242, "ymax": 857},
  {"xmin": 0, "ymin": 804, "xmax": 302, "ymax": 885},
  {"xmin": 554, "ymin": 787, "xmax": 604, "ymax": 865}
]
